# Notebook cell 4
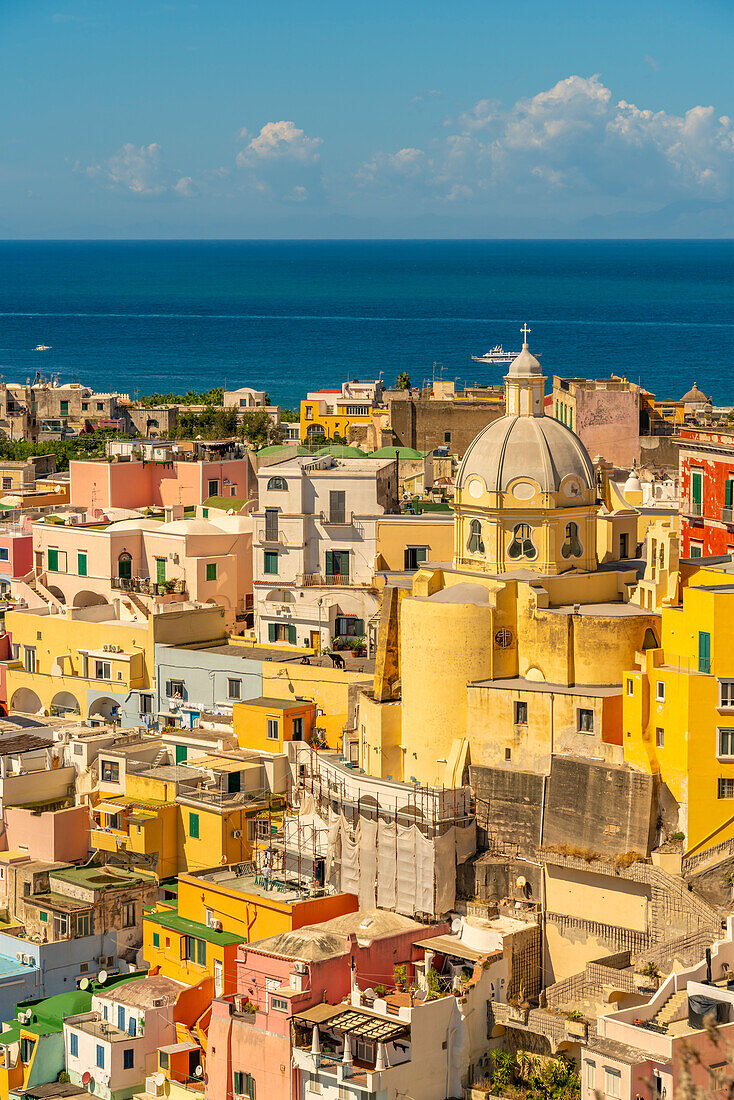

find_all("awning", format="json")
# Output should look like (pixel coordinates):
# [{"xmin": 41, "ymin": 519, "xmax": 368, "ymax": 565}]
[{"xmin": 93, "ymin": 802, "xmax": 126, "ymax": 816}]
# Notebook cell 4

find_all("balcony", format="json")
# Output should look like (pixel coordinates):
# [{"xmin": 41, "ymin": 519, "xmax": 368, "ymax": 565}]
[
  {"xmin": 723, "ymin": 508, "xmax": 734, "ymax": 525},
  {"xmin": 683, "ymin": 500, "xmax": 704, "ymax": 518},
  {"xmin": 112, "ymin": 576, "xmax": 187, "ymax": 596},
  {"xmin": 91, "ymin": 827, "xmax": 129, "ymax": 853},
  {"xmin": 255, "ymin": 526, "xmax": 290, "ymax": 546},
  {"xmin": 298, "ymin": 573, "xmax": 375, "ymax": 589},
  {"xmin": 318, "ymin": 511, "xmax": 354, "ymax": 527}
]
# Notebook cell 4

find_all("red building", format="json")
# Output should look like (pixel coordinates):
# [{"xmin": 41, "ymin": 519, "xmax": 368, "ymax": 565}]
[{"xmin": 679, "ymin": 425, "xmax": 734, "ymax": 557}]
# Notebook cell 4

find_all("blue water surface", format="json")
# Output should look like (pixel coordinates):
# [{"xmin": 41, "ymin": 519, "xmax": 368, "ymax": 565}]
[{"xmin": 0, "ymin": 240, "xmax": 731, "ymax": 408}]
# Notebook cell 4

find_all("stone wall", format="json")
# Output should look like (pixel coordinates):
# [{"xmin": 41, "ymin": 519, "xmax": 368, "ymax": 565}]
[
  {"xmin": 470, "ymin": 766, "xmax": 544, "ymax": 854},
  {"xmin": 387, "ymin": 393, "xmax": 504, "ymax": 456}
]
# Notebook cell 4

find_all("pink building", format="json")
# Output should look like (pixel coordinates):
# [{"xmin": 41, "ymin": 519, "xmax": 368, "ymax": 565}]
[
  {"xmin": 69, "ymin": 454, "xmax": 255, "ymax": 511},
  {"xmin": 0, "ymin": 523, "xmax": 33, "ymax": 594},
  {"xmin": 206, "ymin": 909, "xmax": 448, "ymax": 1100}
]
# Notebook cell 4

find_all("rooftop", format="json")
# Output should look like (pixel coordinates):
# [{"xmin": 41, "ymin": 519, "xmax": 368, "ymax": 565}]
[
  {"xmin": 143, "ymin": 907, "xmax": 242, "ymax": 947},
  {"xmin": 96, "ymin": 974, "xmax": 184, "ymax": 1009},
  {"xmin": 469, "ymin": 676, "xmax": 622, "ymax": 697},
  {"xmin": 247, "ymin": 909, "xmax": 424, "ymax": 962},
  {"xmin": 238, "ymin": 696, "xmax": 313, "ymax": 711}
]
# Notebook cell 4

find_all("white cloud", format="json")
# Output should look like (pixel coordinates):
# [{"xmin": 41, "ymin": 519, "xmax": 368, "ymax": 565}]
[
  {"xmin": 236, "ymin": 121, "xmax": 322, "ymax": 166},
  {"xmin": 85, "ymin": 142, "xmax": 196, "ymax": 197},
  {"xmin": 359, "ymin": 75, "xmax": 734, "ymax": 213},
  {"xmin": 235, "ymin": 121, "xmax": 324, "ymax": 202}
]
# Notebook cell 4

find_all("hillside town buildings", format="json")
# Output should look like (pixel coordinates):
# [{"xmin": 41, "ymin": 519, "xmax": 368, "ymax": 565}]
[{"xmin": 0, "ymin": 343, "xmax": 731, "ymax": 1100}]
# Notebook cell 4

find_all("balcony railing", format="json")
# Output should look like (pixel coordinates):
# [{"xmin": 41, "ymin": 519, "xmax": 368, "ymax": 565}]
[
  {"xmin": 255, "ymin": 527, "xmax": 290, "ymax": 545},
  {"xmin": 684, "ymin": 500, "xmax": 704, "ymax": 517},
  {"xmin": 112, "ymin": 576, "xmax": 186, "ymax": 595},
  {"xmin": 299, "ymin": 572, "xmax": 371, "ymax": 587},
  {"xmin": 318, "ymin": 511, "xmax": 354, "ymax": 526},
  {"xmin": 723, "ymin": 507, "xmax": 734, "ymax": 524}
]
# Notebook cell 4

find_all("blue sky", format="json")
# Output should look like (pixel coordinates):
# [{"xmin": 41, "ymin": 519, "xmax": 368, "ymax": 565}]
[{"xmin": 2, "ymin": 0, "xmax": 733, "ymax": 237}]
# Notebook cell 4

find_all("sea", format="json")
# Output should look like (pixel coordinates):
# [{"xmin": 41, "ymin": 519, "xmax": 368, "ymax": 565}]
[{"xmin": 0, "ymin": 239, "xmax": 732, "ymax": 409}]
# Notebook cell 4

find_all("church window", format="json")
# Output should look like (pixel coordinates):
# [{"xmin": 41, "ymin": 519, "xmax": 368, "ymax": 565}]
[
  {"xmin": 507, "ymin": 523, "xmax": 537, "ymax": 561},
  {"xmin": 514, "ymin": 701, "xmax": 528, "ymax": 725},
  {"xmin": 467, "ymin": 519, "xmax": 484, "ymax": 554},
  {"xmin": 561, "ymin": 521, "xmax": 583, "ymax": 559}
]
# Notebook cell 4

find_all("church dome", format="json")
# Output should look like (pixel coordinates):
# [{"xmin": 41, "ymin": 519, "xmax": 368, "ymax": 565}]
[
  {"xmin": 680, "ymin": 382, "xmax": 709, "ymax": 404},
  {"xmin": 456, "ymin": 414, "xmax": 595, "ymax": 495}
]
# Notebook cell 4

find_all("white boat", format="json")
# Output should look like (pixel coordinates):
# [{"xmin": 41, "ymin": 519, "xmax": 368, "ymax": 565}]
[
  {"xmin": 471, "ymin": 344, "xmax": 541, "ymax": 365},
  {"xmin": 34, "ymin": 345, "xmax": 52, "ymax": 351}
]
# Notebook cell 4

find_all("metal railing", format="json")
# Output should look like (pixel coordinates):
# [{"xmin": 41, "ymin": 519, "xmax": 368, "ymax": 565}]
[
  {"xmin": 112, "ymin": 576, "xmax": 186, "ymax": 595},
  {"xmin": 318, "ymin": 511, "xmax": 353, "ymax": 526},
  {"xmin": 723, "ymin": 508, "xmax": 734, "ymax": 524},
  {"xmin": 684, "ymin": 500, "xmax": 704, "ymax": 517}
]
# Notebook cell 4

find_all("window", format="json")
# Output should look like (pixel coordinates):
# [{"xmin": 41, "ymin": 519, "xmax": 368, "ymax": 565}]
[
  {"xmin": 118, "ymin": 1006, "xmax": 126, "ymax": 1030},
  {"xmin": 206, "ymin": 562, "xmax": 217, "ymax": 582},
  {"xmin": 267, "ymin": 476, "xmax": 288, "ymax": 491},
  {"xmin": 264, "ymin": 508, "xmax": 279, "ymax": 541},
  {"xmin": 271, "ymin": 996, "xmax": 288, "ymax": 1012},
  {"xmin": 128, "ymin": 1017, "xmax": 136, "ymax": 1037},
  {"xmin": 1, "ymin": 478, "xmax": 11, "ymax": 491},
  {"xmin": 76, "ymin": 913, "xmax": 91, "ymax": 936},
  {"xmin": 619, "ymin": 532, "xmax": 629, "ymax": 559},
  {"xmin": 175, "ymin": 744, "xmax": 188, "ymax": 764},
  {"xmin": 24, "ymin": 646, "xmax": 36, "ymax": 673},
  {"xmin": 189, "ymin": 812, "xmax": 200, "ymax": 839},
  {"xmin": 228, "ymin": 678, "xmax": 241, "ymax": 700},
  {"xmin": 305, "ymin": 405, "xmax": 313, "ymax": 420},
  {"xmin": 467, "ymin": 519, "xmax": 484, "ymax": 554},
  {"xmin": 514, "ymin": 700, "xmax": 528, "ymax": 725},
  {"xmin": 689, "ymin": 543, "xmax": 703, "ymax": 558},
  {"xmin": 101, "ymin": 761, "xmax": 119, "ymax": 783},
  {"xmin": 70, "ymin": 1033, "xmax": 78, "ymax": 1058},
  {"xmin": 0, "ymin": 547, "xmax": 8, "ymax": 562},
  {"xmin": 156, "ymin": 557, "xmax": 166, "ymax": 585},
  {"xmin": 77, "ymin": 552, "xmax": 87, "ymax": 577},
  {"xmin": 20, "ymin": 1037, "xmax": 34, "ymax": 1064},
  {"xmin": 709, "ymin": 1063, "xmax": 728, "ymax": 1092},
  {"xmin": 334, "ymin": 615, "xmax": 363, "ymax": 637},
  {"xmin": 508, "ymin": 522, "xmax": 538, "ymax": 561},
  {"xmin": 505, "ymin": 747, "xmax": 511, "ymax": 761},
  {"xmin": 626, "ymin": 678, "xmax": 634, "ymax": 696},
  {"xmin": 153, "ymin": 932, "xmax": 160, "ymax": 948},
  {"xmin": 60, "ymin": 400, "xmax": 69, "ymax": 415},
  {"xmin": 720, "ymin": 681, "xmax": 734, "ymax": 709},
  {"xmin": 656, "ymin": 681, "xmax": 665, "ymax": 702},
  {"xmin": 96, "ymin": 402, "xmax": 103, "ymax": 411},
  {"xmin": 122, "ymin": 903, "xmax": 135, "ymax": 927},
  {"xmin": 604, "ymin": 1068, "xmax": 621, "ymax": 1100},
  {"xmin": 699, "ymin": 630, "xmax": 711, "ymax": 674},
  {"xmin": 96, "ymin": 1045, "xmax": 105, "ymax": 1069},
  {"xmin": 656, "ymin": 728, "xmax": 664, "ymax": 748},
  {"xmin": 268, "ymin": 622, "xmax": 296, "ymax": 644},
  {"xmin": 118, "ymin": 552, "xmax": 132, "ymax": 580},
  {"xmin": 48, "ymin": 548, "xmax": 67, "ymax": 572},
  {"xmin": 578, "ymin": 708, "xmax": 594, "ymax": 733},
  {"xmin": 123, "ymin": 1049, "xmax": 134, "ymax": 1070},
  {"xmin": 263, "ymin": 551, "xmax": 278, "ymax": 575},
  {"xmin": 40, "ymin": 910, "xmax": 47, "ymax": 922},
  {"xmin": 719, "ymin": 728, "xmax": 734, "ymax": 757},
  {"xmin": 561, "ymin": 522, "xmax": 583, "ymax": 559},
  {"xmin": 267, "ymin": 718, "xmax": 280, "ymax": 741},
  {"xmin": 329, "ymin": 490, "xmax": 346, "ymax": 524},
  {"xmin": 718, "ymin": 778, "xmax": 734, "ymax": 799},
  {"xmin": 325, "ymin": 549, "xmax": 349, "ymax": 581},
  {"xmin": 292, "ymin": 716, "xmax": 303, "ymax": 741},
  {"xmin": 585, "ymin": 1061, "xmax": 595, "ymax": 1090},
  {"xmin": 208, "ymin": 479, "xmax": 219, "ymax": 497},
  {"xmin": 404, "ymin": 546, "xmax": 428, "ymax": 569},
  {"xmin": 184, "ymin": 936, "xmax": 206, "ymax": 966},
  {"xmin": 140, "ymin": 693, "xmax": 152, "ymax": 715},
  {"xmin": 82, "ymin": 403, "xmax": 89, "ymax": 411},
  {"xmin": 444, "ymin": 431, "xmax": 451, "ymax": 444},
  {"xmin": 95, "ymin": 660, "xmax": 111, "ymax": 680},
  {"xmin": 233, "ymin": 1071, "xmax": 255, "ymax": 1098},
  {"xmin": 355, "ymin": 1039, "xmax": 374, "ymax": 1062},
  {"xmin": 166, "ymin": 679, "xmax": 185, "ymax": 699}
]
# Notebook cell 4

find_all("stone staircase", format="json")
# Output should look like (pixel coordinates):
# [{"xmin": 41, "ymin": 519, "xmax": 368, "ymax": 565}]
[{"xmin": 652, "ymin": 988, "xmax": 687, "ymax": 1028}]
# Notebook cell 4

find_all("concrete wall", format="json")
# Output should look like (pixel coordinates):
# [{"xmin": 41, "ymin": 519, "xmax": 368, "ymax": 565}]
[
  {"xmin": 3, "ymin": 805, "xmax": 90, "ymax": 863},
  {"xmin": 155, "ymin": 643, "xmax": 263, "ymax": 719},
  {"xmin": 387, "ymin": 392, "xmax": 504, "ymax": 456}
]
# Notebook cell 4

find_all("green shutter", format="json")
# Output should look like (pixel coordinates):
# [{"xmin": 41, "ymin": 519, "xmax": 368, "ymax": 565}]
[
  {"xmin": 727, "ymin": 480, "xmax": 734, "ymax": 508},
  {"xmin": 156, "ymin": 558, "xmax": 166, "ymax": 585},
  {"xmin": 699, "ymin": 631, "xmax": 711, "ymax": 674},
  {"xmin": 268, "ymin": 623, "xmax": 277, "ymax": 642},
  {"xmin": 288, "ymin": 624, "xmax": 296, "ymax": 645},
  {"xmin": 175, "ymin": 744, "xmax": 187, "ymax": 764},
  {"xmin": 77, "ymin": 552, "xmax": 87, "ymax": 577},
  {"xmin": 354, "ymin": 619, "xmax": 364, "ymax": 636},
  {"xmin": 692, "ymin": 471, "xmax": 703, "ymax": 505},
  {"xmin": 206, "ymin": 562, "xmax": 217, "ymax": 581},
  {"xmin": 325, "ymin": 550, "xmax": 335, "ymax": 576},
  {"xmin": 189, "ymin": 813, "xmax": 199, "ymax": 839},
  {"xmin": 48, "ymin": 548, "xmax": 58, "ymax": 572}
]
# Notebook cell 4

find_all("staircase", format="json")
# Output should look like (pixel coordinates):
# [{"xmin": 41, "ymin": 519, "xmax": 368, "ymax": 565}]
[
  {"xmin": 652, "ymin": 989, "xmax": 687, "ymax": 1028},
  {"xmin": 152, "ymin": 748, "xmax": 170, "ymax": 767}
]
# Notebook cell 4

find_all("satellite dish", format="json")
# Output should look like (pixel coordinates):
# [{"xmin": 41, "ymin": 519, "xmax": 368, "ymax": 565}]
[
  {"xmin": 97, "ymin": 970, "xmax": 108, "ymax": 985},
  {"xmin": 450, "ymin": 917, "xmax": 462, "ymax": 934},
  {"xmin": 363, "ymin": 988, "xmax": 375, "ymax": 999},
  {"xmin": 515, "ymin": 875, "xmax": 527, "ymax": 889},
  {"xmin": 79, "ymin": 977, "xmax": 90, "ymax": 991},
  {"xmin": 82, "ymin": 1073, "xmax": 91, "ymax": 1087},
  {"xmin": 194, "ymin": 1066, "xmax": 203, "ymax": 1077},
  {"xmin": 154, "ymin": 1073, "xmax": 165, "ymax": 1087},
  {"xmin": 89, "ymin": 1079, "xmax": 95, "ymax": 1094}
]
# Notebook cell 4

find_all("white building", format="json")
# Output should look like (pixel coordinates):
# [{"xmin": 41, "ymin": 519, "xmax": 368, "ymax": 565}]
[
  {"xmin": 223, "ymin": 387, "xmax": 280, "ymax": 427},
  {"xmin": 252, "ymin": 453, "xmax": 397, "ymax": 651},
  {"xmin": 64, "ymin": 975, "xmax": 187, "ymax": 1100}
]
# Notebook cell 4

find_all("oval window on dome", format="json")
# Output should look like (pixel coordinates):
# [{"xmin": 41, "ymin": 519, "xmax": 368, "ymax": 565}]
[
  {"xmin": 511, "ymin": 481, "xmax": 536, "ymax": 501},
  {"xmin": 467, "ymin": 478, "xmax": 484, "ymax": 499}
]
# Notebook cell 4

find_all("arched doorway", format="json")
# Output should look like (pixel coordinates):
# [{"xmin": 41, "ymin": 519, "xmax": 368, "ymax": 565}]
[
  {"xmin": 51, "ymin": 691, "xmax": 81, "ymax": 717},
  {"xmin": 73, "ymin": 591, "xmax": 108, "ymax": 608},
  {"xmin": 88, "ymin": 697, "xmax": 121, "ymax": 723},
  {"xmin": 46, "ymin": 585, "xmax": 66, "ymax": 604},
  {"xmin": 11, "ymin": 688, "xmax": 43, "ymax": 715}
]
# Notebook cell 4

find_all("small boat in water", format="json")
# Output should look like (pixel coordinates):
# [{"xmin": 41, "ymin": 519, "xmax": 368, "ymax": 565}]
[
  {"xmin": 34, "ymin": 345, "xmax": 52, "ymax": 351},
  {"xmin": 471, "ymin": 343, "xmax": 541, "ymax": 365}
]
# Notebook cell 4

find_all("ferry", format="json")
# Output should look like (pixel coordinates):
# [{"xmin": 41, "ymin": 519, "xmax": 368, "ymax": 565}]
[
  {"xmin": 34, "ymin": 345, "xmax": 52, "ymax": 351},
  {"xmin": 471, "ymin": 344, "xmax": 541, "ymax": 365}
]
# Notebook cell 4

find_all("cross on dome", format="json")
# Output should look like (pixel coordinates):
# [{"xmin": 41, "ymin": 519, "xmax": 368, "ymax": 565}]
[{"xmin": 521, "ymin": 323, "xmax": 531, "ymax": 344}]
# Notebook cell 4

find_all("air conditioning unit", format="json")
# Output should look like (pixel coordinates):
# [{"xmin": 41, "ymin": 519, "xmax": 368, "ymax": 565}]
[
  {"xmin": 294, "ymin": 960, "xmax": 307, "ymax": 974},
  {"xmin": 152, "ymin": 997, "xmax": 166, "ymax": 1008},
  {"xmin": 231, "ymin": 829, "xmax": 241, "ymax": 839},
  {"xmin": 145, "ymin": 1076, "xmax": 166, "ymax": 1098},
  {"xmin": 169, "ymin": 553, "xmax": 179, "ymax": 563}
]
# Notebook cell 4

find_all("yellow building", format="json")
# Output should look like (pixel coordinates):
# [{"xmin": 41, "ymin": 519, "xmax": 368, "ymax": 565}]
[
  {"xmin": 143, "ymin": 865, "xmax": 358, "ymax": 995},
  {"xmin": 3, "ymin": 601, "xmax": 225, "ymax": 722},
  {"xmin": 233, "ymin": 696, "xmax": 315, "ymax": 753},
  {"xmin": 373, "ymin": 512, "xmax": 453, "ymax": 574},
  {"xmin": 624, "ymin": 559, "xmax": 734, "ymax": 855},
  {"xmin": 360, "ymin": 330, "xmax": 660, "ymax": 787},
  {"xmin": 299, "ymin": 385, "xmax": 377, "ymax": 443}
]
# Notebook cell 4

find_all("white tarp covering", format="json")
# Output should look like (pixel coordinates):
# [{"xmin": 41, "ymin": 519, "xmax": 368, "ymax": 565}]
[
  {"xmin": 359, "ymin": 817, "xmax": 378, "ymax": 910},
  {"xmin": 376, "ymin": 819, "xmax": 397, "ymax": 910},
  {"xmin": 340, "ymin": 816, "xmax": 360, "ymax": 896},
  {"xmin": 395, "ymin": 823, "xmax": 418, "ymax": 915},
  {"xmin": 434, "ymin": 827, "xmax": 457, "ymax": 915}
]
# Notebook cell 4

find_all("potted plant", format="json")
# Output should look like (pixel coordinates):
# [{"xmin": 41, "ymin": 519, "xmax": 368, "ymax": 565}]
[
  {"xmin": 565, "ymin": 1010, "xmax": 587, "ymax": 1039},
  {"xmin": 394, "ymin": 964, "xmax": 407, "ymax": 991}
]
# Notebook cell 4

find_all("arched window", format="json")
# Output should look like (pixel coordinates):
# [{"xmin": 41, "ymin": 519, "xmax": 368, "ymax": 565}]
[
  {"xmin": 118, "ymin": 552, "xmax": 132, "ymax": 580},
  {"xmin": 467, "ymin": 519, "xmax": 484, "ymax": 554},
  {"xmin": 508, "ymin": 523, "xmax": 537, "ymax": 561},
  {"xmin": 267, "ymin": 476, "xmax": 288, "ymax": 491},
  {"xmin": 561, "ymin": 521, "xmax": 583, "ymax": 559}
]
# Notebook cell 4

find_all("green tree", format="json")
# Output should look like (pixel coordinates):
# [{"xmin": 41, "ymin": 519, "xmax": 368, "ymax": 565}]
[
  {"xmin": 395, "ymin": 372, "xmax": 411, "ymax": 390},
  {"xmin": 238, "ymin": 409, "xmax": 278, "ymax": 449}
]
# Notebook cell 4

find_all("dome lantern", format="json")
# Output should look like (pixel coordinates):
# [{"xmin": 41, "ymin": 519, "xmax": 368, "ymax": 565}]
[{"xmin": 504, "ymin": 324, "xmax": 546, "ymax": 416}]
